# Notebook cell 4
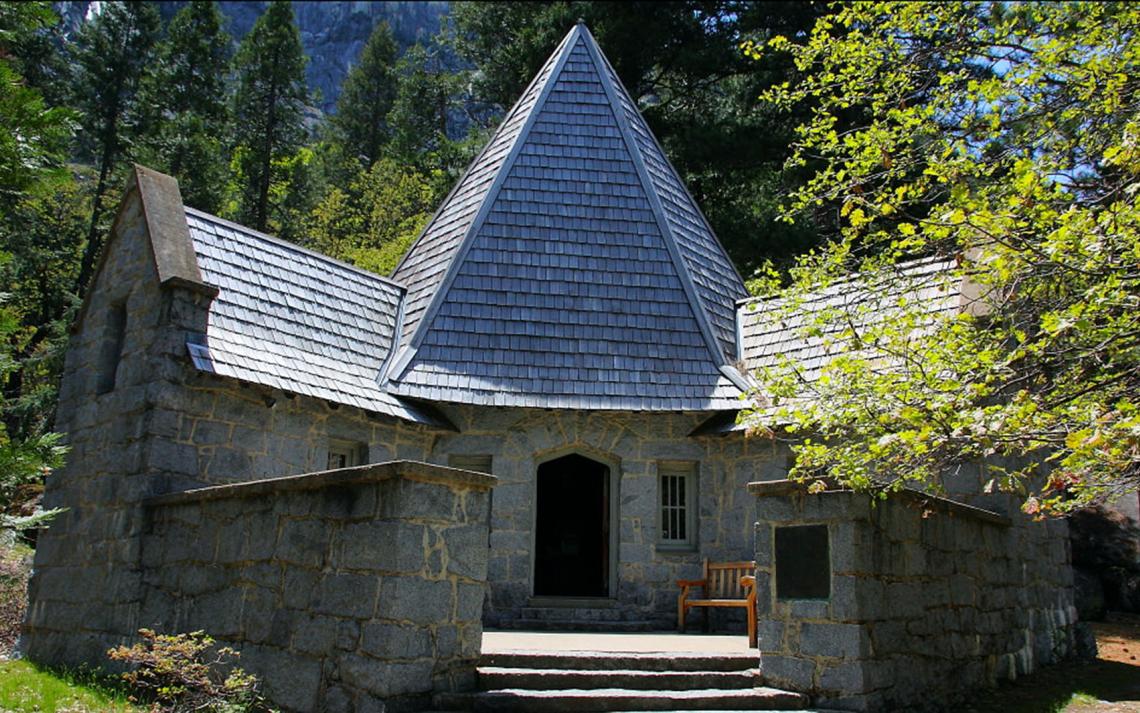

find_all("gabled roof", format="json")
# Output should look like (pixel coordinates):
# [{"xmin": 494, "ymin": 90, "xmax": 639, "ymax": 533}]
[
  {"xmin": 738, "ymin": 257, "xmax": 960, "ymax": 384},
  {"xmin": 386, "ymin": 23, "xmax": 749, "ymax": 410},
  {"xmin": 697, "ymin": 258, "xmax": 964, "ymax": 436},
  {"xmin": 183, "ymin": 209, "xmax": 449, "ymax": 427}
]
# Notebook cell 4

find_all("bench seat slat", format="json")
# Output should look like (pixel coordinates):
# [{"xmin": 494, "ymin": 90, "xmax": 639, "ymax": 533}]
[{"xmin": 685, "ymin": 599, "xmax": 751, "ymax": 607}]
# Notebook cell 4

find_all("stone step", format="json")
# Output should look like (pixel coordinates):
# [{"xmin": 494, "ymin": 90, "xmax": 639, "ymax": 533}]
[
  {"xmin": 478, "ymin": 667, "xmax": 761, "ymax": 691},
  {"xmin": 452, "ymin": 686, "xmax": 807, "ymax": 712},
  {"xmin": 428, "ymin": 708, "xmax": 825, "ymax": 713},
  {"xmin": 520, "ymin": 606, "xmax": 630, "ymax": 622},
  {"xmin": 503, "ymin": 618, "xmax": 660, "ymax": 632},
  {"xmin": 480, "ymin": 651, "xmax": 759, "ymax": 673}
]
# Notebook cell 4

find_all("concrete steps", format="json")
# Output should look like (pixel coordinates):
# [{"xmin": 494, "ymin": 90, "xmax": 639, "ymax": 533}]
[
  {"xmin": 432, "ymin": 650, "xmax": 810, "ymax": 713},
  {"xmin": 481, "ymin": 651, "xmax": 760, "ymax": 672},
  {"xmin": 499, "ymin": 605, "xmax": 660, "ymax": 632},
  {"xmin": 467, "ymin": 687, "xmax": 808, "ymax": 712},
  {"xmin": 478, "ymin": 667, "xmax": 761, "ymax": 691}
]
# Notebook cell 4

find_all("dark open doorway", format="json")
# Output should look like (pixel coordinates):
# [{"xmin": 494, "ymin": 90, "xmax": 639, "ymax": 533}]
[{"xmin": 533, "ymin": 454, "xmax": 610, "ymax": 597}]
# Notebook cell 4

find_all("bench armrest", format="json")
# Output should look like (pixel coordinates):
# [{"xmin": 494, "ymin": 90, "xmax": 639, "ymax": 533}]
[
  {"xmin": 739, "ymin": 575, "xmax": 758, "ymax": 649},
  {"xmin": 676, "ymin": 578, "xmax": 708, "ymax": 588}
]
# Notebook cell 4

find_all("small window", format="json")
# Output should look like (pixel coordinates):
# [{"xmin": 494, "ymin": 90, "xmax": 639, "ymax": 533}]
[
  {"xmin": 96, "ymin": 301, "xmax": 128, "ymax": 395},
  {"xmin": 448, "ymin": 454, "xmax": 493, "ymax": 474},
  {"xmin": 659, "ymin": 461, "xmax": 697, "ymax": 548},
  {"xmin": 326, "ymin": 439, "xmax": 365, "ymax": 470}
]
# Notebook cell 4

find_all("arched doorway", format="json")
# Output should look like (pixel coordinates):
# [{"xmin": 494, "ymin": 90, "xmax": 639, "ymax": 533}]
[{"xmin": 533, "ymin": 453, "xmax": 611, "ymax": 597}]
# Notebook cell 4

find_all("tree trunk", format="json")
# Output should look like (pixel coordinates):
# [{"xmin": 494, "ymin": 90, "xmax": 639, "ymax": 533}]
[{"xmin": 76, "ymin": 113, "xmax": 120, "ymax": 296}]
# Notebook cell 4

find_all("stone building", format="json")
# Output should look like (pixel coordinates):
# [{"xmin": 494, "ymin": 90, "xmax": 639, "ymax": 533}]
[{"xmin": 24, "ymin": 22, "xmax": 1081, "ymax": 712}]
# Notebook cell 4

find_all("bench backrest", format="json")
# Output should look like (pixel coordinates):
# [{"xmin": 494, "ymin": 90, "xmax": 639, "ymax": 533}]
[{"xmin": 704, "ymin": 559, "xmax": 756, "ymax": 599}]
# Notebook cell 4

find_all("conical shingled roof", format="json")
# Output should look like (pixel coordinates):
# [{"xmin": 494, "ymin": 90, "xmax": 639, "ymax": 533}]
[{"xmin": 386, "ymin": 23, "xmax": 749, "ymax": 410}]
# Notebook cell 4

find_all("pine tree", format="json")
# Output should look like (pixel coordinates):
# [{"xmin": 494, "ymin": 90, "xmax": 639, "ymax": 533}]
[
  {"xmin": 333, "ymin": 21, "xmax": 398, "ymax": 169},
  {"xmin": 230, "ymin": 0, "xmax": 308, "ymax": 233},
  {"xmin": 70, "ymin": 0, "xmax": 160, "ymax": 294},
  {"xmin": 137, "ymin": 0, "xmax": 231, "ymax": 213},
  {"xmin": 387, "ymin": 43, "xmax": 456, "ymax": 172},
  {"xmin": 0, "ymin": 2, "xmax": 70, "ymax": 207}
]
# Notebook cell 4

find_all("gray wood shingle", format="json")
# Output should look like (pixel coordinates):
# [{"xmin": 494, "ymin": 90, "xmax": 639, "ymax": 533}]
[
  {"xmin": 386, "ymin": 24, "xmax": 748, "ymax": 410},
  {"xmin": 184, "ymin": 209, "xmax": 444, "ymax": 426},
  {"xmin": 737, "ymin": 257, "xmax": 961, "ymax": 402}
]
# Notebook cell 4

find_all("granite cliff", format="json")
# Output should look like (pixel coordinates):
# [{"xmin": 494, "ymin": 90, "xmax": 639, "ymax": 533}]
[{"xmin": 54, "ymin": 1, "xmax": 450, "ymax": 114}]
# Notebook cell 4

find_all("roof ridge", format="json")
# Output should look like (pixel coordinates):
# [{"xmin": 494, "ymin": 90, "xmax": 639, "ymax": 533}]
[
  {"xmin": 384, "ymin": 24, "xmax": 584, "ymax": 383},
  {"xmin": 578, "ymin": 24, "xmax": 748, "ymax": 390},
  {"xmin": 184, "ymin": 206, "xmax": 408, "ymax": 293}
]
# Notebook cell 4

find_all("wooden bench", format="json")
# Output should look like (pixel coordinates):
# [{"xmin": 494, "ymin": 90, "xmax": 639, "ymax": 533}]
[{"xmin": 677, "ymin": 559, "xmax": 758, "ymax": 648}]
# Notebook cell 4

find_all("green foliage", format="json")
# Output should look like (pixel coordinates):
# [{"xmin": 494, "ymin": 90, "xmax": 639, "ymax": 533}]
[
  {"xmin": 107, "ymin": 629, "xmax": 271, "ymax": 713},
  {"xmin": 69, "ymin": 1, "xmax": 161, "ymax": 169},
  {"xmin": 0, "ymin": 254, "xmax": 66, "ymax": 538},
  {"xmin": 742, "ymin": 2, "xmax": 1140, "ymax": 513},
  {"xmin": 0, "ymin": 542, "xmax": 31, "ymax": 654},
  {"xmin": 306, "ymin": 157, "xmax": 441, "ymax": 275},
  {"xmin": 136, "ymin": 0, "xmax": 231, "ymax": 213},
  {"xmin": 0, "ymin": 173, "xmax": 85, "ymax": 447},
  {"xmin": 0, "ymin": 2, "xmax": 71, "ymax": 207},
  {"xmin": 230, "ymin": 0, "xmax": 309, "ymax": 233},
  {"xmin": 0, "ymin": 5, "xmax": 72, "ymax": 535},
  {"xmin": 0, "ymin": 659, "xmax": 139, "ymax": 712},
  {"xmin": 387, "ymin": 42, "xmax": 463, "ymax": 174},
  {"xmin": 265, "ymin": 146, "xmax": 321, "ymax": 244},
  {"xmin": 449, "ymin": 1, "xmax": 834, "ymax": 275},
  {"xmin": 333, "ymin": 21, "xmax": 398, "ymax": 169},
  {"xmin": 70, "ymin": 0, "xmax": 161, "ymax": 292}
]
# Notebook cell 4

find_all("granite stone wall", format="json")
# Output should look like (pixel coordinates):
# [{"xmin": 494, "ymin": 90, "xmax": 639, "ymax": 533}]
[
  {"xmin": 24, "ymin": 169, "xmax": 788, "ymax": 661},
  {"xmin": 139, "ymin": 461, "xmax": 494, "ymax": 713},
  {"xmin": 24, "ymin": 179, "xmax": 219, "ymax": 666},
  {"xmin": 751, "ymin": 480, "xmax": 1079, "ymax": 711},
  {"xmin": 429, "ymin": 406, "xmax": 789, "ymax": 629}
]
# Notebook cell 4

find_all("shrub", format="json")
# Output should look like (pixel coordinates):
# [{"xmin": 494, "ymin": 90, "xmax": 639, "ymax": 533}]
[
  {"xmin": 107, "ymin": 629, "xmax": 272, "ymax": 713},
  {"xmin": 0, "ymin": 544, "xmax": 31, "ymax": 656}
]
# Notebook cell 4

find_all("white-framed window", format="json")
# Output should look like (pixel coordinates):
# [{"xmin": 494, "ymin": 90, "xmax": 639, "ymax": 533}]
[
  {"xmin": 326, "ymin": 439, "xmax": 365, "ymax": 470},
  {"xmin": 659, "ymin": 460, "xmax": 697, "ymax": 548}
]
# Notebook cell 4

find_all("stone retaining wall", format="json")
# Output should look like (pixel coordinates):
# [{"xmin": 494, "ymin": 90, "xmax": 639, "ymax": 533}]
[
  {"xmin": 751, "ymin": 480, "xmax": 1078, "ymax": 711},
  {"xmin": 142, "ymin": 461, "xmax": 493, "ymax": 713}
]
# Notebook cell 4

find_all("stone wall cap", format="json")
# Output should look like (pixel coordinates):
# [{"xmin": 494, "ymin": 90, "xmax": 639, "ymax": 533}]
[
  {"xmin": 145, "ymin": 460, "xmax": 497, "ymax": 507},
  {"xmin": 747, "ymin": 478, "xmax": 1012, "ymax": 527}
]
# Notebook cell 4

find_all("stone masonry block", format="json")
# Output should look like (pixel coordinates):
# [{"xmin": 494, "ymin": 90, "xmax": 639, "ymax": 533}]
[
  {"xmin": 278, "ymin": 519, "xmax": 328, "ymax": 568},
  {"xmin": 457, "ymin": 582, "xmax": 486, "ymax": 622},
  {"xmin": 381, "ymin": 479, "xmax": 457, "ymax": 522},
  {"xmin": 314, "ymin": 484, "xmax": 378, "ymax": 520},
  {"xmin": 314, "ymin": 573, "xmax": 377, "ymax": 619},
  {"xmin": 760, "ymin": 654, "xmax": 815, "ymax": 691},
  {"xmin": 339, "ymin": 521, "xmax": 422, "ymax": 573},
  {"xmin": 378, "ymin": 577, "xmax": 451, "ymax": 625},
  {"xmin": 292, "ymin": 614, "xmax": 338, "ymax": 655},
  {"xmin": 446, "ymin": 524, "xmax": 489, "ymax": 580},
  {"xmin": 756, "ymin": 620, "xmax": 785, "ymax": 650},
  {"xmin": 361, "ymin": 622, "xmax": 432, "ymax": 660},
  {"xmin": 242, "ymin": 645, "xmax": 321, "ymax": 713},
  {"xmin": 820, "ymin": 661, "xmax": 868, "ymax": 694},
  {"xmin": 800, "ymin": 622, "xmax": 870, "ymax": 658}
]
